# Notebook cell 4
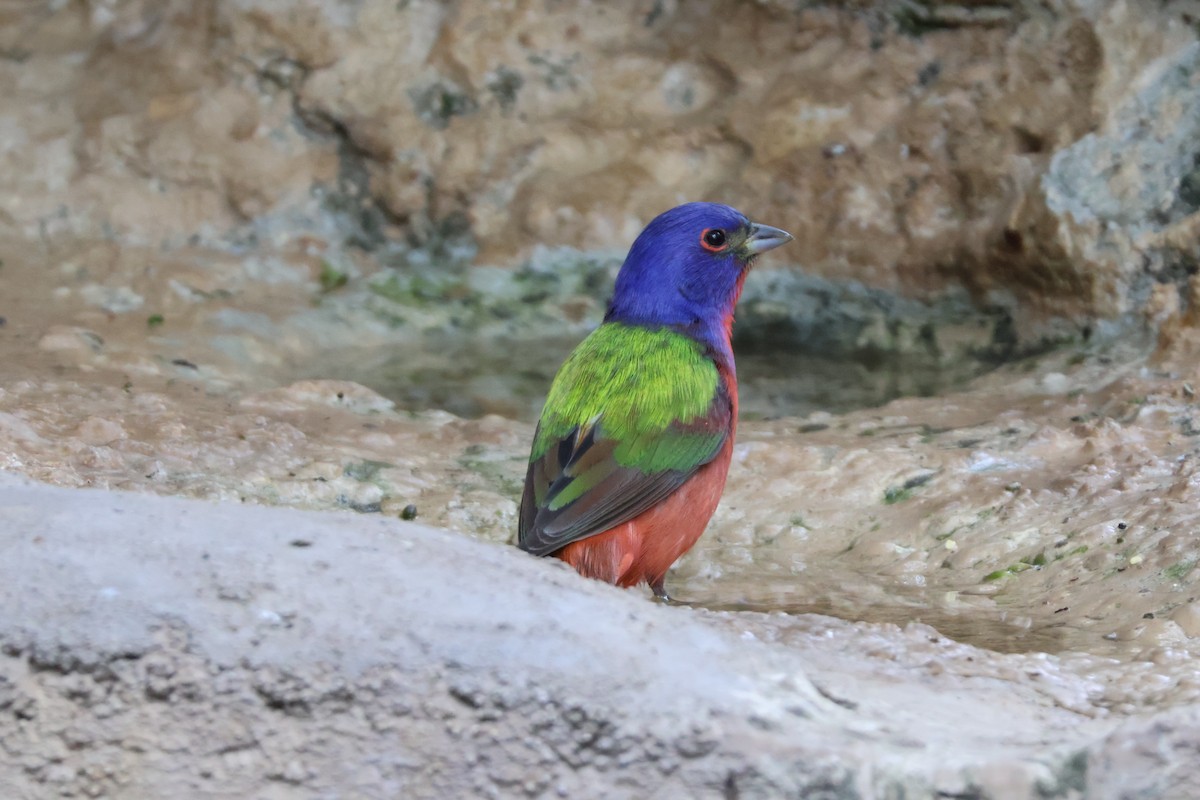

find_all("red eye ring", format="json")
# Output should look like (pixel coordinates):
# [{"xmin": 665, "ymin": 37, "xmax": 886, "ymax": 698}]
[{"xmin": 700, "ymin": 228, "xmax": 728, "ymax": 252}]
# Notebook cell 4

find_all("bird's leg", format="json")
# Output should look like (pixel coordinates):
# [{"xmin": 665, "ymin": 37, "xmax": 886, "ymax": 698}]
[{"xmin": 649, "ymin": 578, "xmax": 672, "ymax": 604}]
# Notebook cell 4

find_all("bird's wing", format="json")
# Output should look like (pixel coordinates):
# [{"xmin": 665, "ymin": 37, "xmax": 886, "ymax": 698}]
[{"xmin": 518, "ymin": 324, "xmax": 732, "ymax": 557}]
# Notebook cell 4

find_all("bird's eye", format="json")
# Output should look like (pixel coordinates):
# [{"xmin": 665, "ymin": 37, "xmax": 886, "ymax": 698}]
[{"xmin": 701, "ymin": 228, "xmax": 727, "ymax": 251}]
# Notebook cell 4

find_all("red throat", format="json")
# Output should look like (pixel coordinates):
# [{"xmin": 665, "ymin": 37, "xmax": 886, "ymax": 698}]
[{"xmin": 720, "ymin": 268, "xmax": 749, "ymax": 349}]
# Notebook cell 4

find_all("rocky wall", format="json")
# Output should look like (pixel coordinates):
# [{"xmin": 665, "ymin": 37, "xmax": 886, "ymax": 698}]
[{"xmin": 2, "ymin": 1, "xmax": 1198, "ymax": 351}]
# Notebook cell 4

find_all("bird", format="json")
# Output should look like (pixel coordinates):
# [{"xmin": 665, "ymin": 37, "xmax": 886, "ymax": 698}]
[{"xmin": 517, "ymin": 202, "xmax": 793, "ymax": 600}]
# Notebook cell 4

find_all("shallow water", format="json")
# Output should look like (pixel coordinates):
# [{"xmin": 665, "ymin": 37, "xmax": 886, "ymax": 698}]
[
  {"xmin": 687, "ymin": 585, "xmax": 1086, "ymax": 655},
  {"xmin": 306, "ymin": 337, "xmax": 990, "ymax": 422},
  {"xmin": 292, "ymin": 325, "xmax": 1200, "ymax": 662},
  {"xmin": 706, "ymin": 602, "xmax": 1075, "ymax": 654}
]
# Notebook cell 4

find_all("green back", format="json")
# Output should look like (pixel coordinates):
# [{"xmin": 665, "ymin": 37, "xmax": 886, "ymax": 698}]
[{"xmin": 533, "ymin": 323, "xmax": 719, "ymax": 470}]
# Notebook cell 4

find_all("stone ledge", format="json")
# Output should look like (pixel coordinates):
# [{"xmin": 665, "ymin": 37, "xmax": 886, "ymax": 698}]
[{"xmin": 0, "ymin": 472, "xmax": 1190, "ymax": 798}]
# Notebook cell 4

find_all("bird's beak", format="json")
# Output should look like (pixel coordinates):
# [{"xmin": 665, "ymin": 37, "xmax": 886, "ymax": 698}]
[{"xmin": 743, "ymin": 222, "xmax": 794, "ymax": 255}]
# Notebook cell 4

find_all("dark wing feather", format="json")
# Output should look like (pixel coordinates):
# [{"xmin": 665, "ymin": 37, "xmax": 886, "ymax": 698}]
[{"xmin": 518, "ymin": 382, "xmax": 732, "ymax": 557}]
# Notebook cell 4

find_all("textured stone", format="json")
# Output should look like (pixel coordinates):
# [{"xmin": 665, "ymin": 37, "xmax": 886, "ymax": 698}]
[
  {"xmin": 2, "ymin": 471, "xmax": 1200, "ymax": 799},
  {"xmin": 1, "ymin": 0, "xmax": 1197, "ymax": 350}
]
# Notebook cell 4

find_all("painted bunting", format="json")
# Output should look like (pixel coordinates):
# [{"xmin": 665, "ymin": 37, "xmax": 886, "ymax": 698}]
[{"xmin": 518, "ymin": 202, "xmax": 793, "ymax": 599}]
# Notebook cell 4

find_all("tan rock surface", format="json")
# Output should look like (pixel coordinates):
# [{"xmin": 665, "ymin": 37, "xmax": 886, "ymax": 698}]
[{"xmin": 3, "ymin": 1, "xmax": 1198, "ymax": 340}]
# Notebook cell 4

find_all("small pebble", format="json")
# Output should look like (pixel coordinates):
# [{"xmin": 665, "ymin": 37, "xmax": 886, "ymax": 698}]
[
  {"xmin": 1171, "ymin": 602, "xmax": 1200, "ymax": 637},
  {"xmin": 401, "ymin": 504, "xmax": 419, "ymax": 521},
  {"xmin": 38, "ymin": 326, "xmax": 104, "ymax": 354},
  {"xmin": 76, "ymin": 416, "xmax": 126, "ymax": 446}
]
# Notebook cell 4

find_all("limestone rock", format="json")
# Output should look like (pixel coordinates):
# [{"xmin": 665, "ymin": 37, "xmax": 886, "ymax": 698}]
[{"xmin": 2, "ymin": 0, "xmax": 1197, "ymax": 350}]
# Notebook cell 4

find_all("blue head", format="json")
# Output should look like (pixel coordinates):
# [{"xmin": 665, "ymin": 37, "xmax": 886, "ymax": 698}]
[{"xmin": 605, "ymin": 202, "xmax": 793, "ymax": 360}]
